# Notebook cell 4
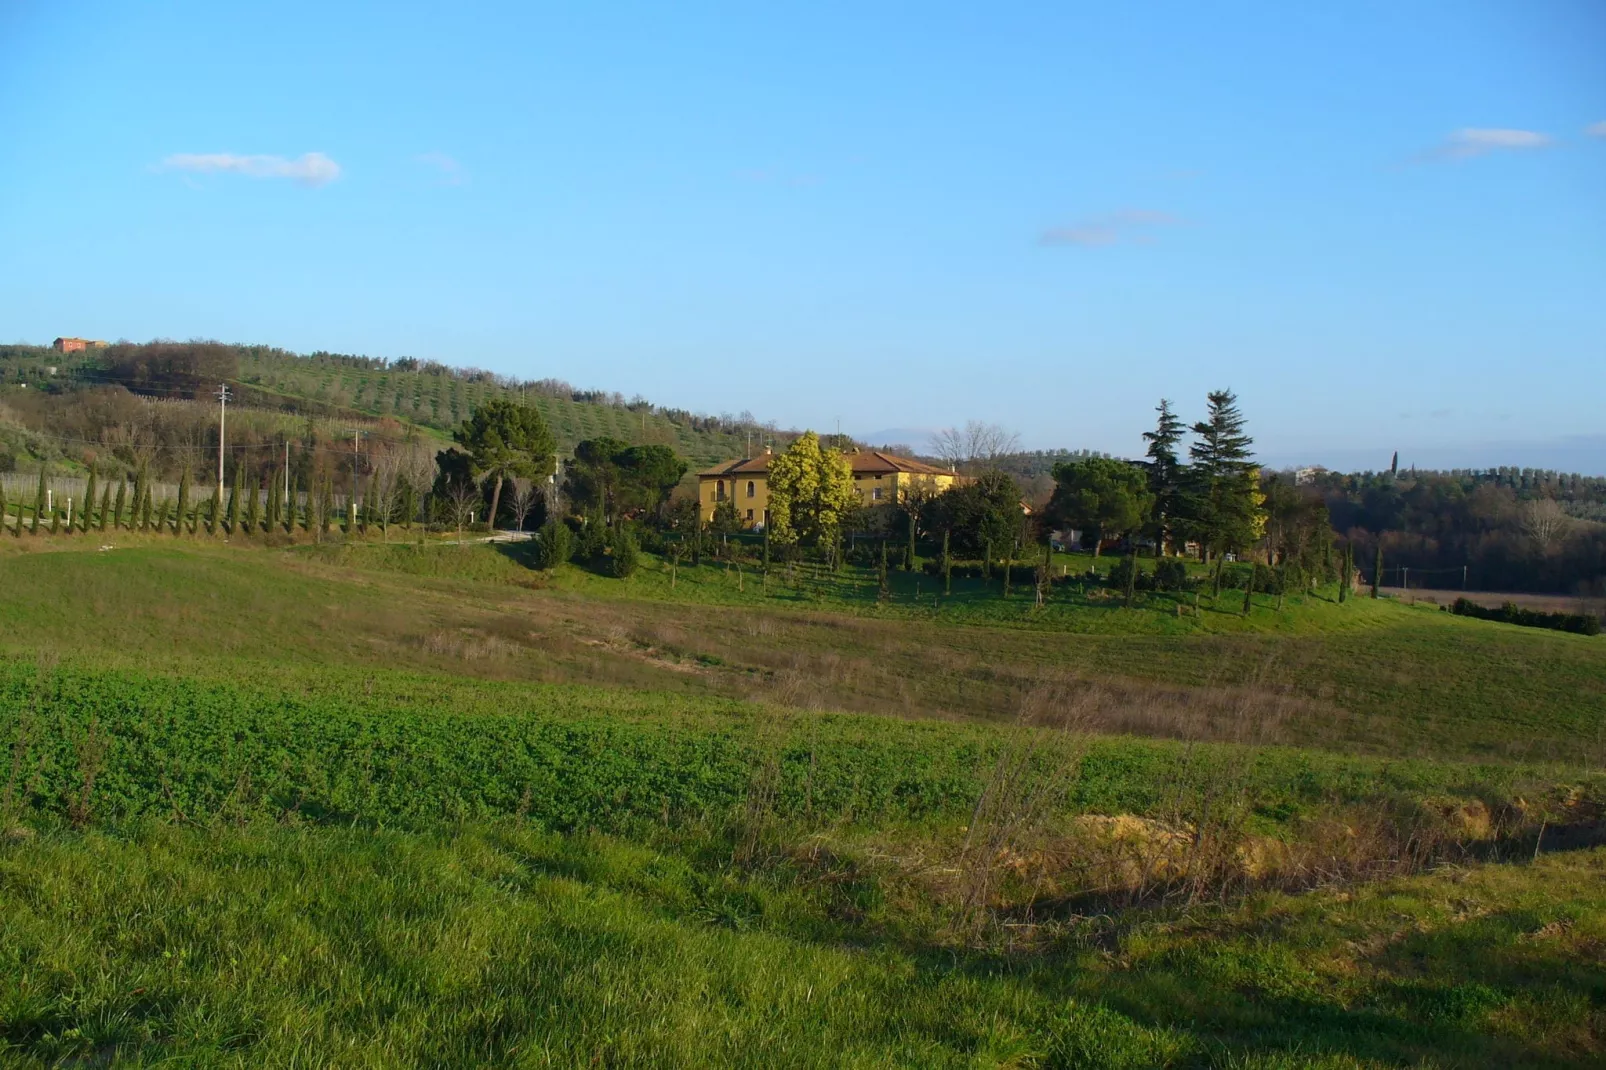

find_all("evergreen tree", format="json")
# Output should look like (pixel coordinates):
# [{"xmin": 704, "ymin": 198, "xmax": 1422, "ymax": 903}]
[
  {"xmin": 227, "ymin": 462, "xmax": 243, "ymax": 534},
  {"xmin": 1371, "ymin": 544, "xmax": 1382, "ymax": 598},
  {"xmin": 131, "ymin": 467, "xmax": 147, "ymax": 531},
  {"xmin": 942, "ymin": 529, "xmax": 952, "ymax": 596},
  {"xmin": 1184, "ymin": 389, "xmax": 1264, "ymax": 593},
  {"xmin": 267, "ymin": 469, "xmax": 281, "ymax": 532},
  {"xmin": 1141, "ymin": 398, "xmax": 1186, "ymax": 556},
  {"xmin": 113, "ymin": 479, "xmax": 126, "ymax": 531},
  {"xmin": 762, "ymin": 523, "xmax": 771, "ymax": 571},
  {"xmin": 1125, "ymin": 553, "xmax": 1139, "ymax": 608},
  {"xmin": 50, "ymin": 498, "xmax": 60, "ymax": 534},
  {"xmin": 175, "ymin": 466, "xmax": 191, "ymax": 536},
  {"xmin": 1390, "ymin": 451, "xmax": 1399, "ymax": 477},
  {"xmin": 244, "ymin": 472, "xmax": 261, "ymax": 533},
  {"xmin": 204, "ymin": 492, "xmax": 219, "ymax": 535},
  {"xmin": 877, "ymin": 540, "xmax": 891, "ymax": 602},
  {"xmin": 140, "ymin": 484, "xmax": 153, "ymax": 531},
  {"xmin": 31, "ymin": 468, "xmax": 45, "ymax": 535},
  {"xmin": 1046, "ymin": 457, "xmax": 1153, "ymax": 559},
  {"xmin": 319, "ymin": 477, "xmax": 334, "ymax": 536},
  {"xmin": 608, "ymin": 526, "xmax": 640, "ymax": 578},
  {"xmin": 82, "ymin": 470, "xmax": 98, "ymax": 533},
  {"xmin": 454, "ymin": 400, "xmax": 558, "ymax": 533},
  {"xmin": 1337, "ymin": 542, "xmax": 1349, "ymax": 603}
]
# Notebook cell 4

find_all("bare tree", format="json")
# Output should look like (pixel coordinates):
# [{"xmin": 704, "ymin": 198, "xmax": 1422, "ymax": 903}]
[
  {"xmin": 930, "ymin": 420, "xmax": 1020, "ymax": 473},
  {"xmin": 439, "ymin": 481, "xmax": 478, "ymax": 542},
  {"xmin": 508, "ymin": 477, "xmax": 537, "ymax": 532},
  {"xmin": 397, "ymin": 442, "xmax": 438, "ymax": 527},
  {"xmin": 1521, "ymin": 497, "xmax": 1570, "ymax": 548},
  {"xmin": 368, "ymin": 454, "xmax": 402, "ymax": 540}
]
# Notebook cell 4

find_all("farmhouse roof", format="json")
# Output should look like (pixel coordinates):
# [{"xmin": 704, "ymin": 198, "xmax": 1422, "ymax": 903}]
[{"xmin": 698, "ymin": 449, "xmax": 953, "ymax": 478}]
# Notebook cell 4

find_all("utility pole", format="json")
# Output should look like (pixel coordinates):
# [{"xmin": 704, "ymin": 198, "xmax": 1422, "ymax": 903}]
[
  {"xmin": 347, "ymin": 429, "xmax": 363, "ymax": 529},
  {"xmin": 216, "ymin": 384, "xmax": 231, "ymax": 503}
]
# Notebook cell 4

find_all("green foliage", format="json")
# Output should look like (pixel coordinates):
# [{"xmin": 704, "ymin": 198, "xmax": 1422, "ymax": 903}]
[
  {"xmin": 1153, "ymin": 557, "xmax": 1190, "ymax": 591},
  {"xmin": 1183, "ymin": 389, "xmax": 1265, "ymax": 557},
  {"xmin": 930, "ymin": 470, "xmax": 1022, "ymax": 556},
  {"xmin": 566, "ymin": 438, "xmax": 686, "ymax": 523},
  {"xmin": 572, "ymin": 516, "xmax": 607, "ymax": 564},
  {"xmin": 765, "ymin": 431, "xmax": 857, "ymax": 549},
  {"xmin": 609, "ymin": 526, "xmax": 641, "ymax": 578},
  {"xmin": 1047, "ymin": 456, "xmax": 1154, "ymax": 557},
  {"xmin": 174, "ymin": 466, "xmax": 191, "ymax": 535},
  {"xmin": 534, "ymin": 518, "xmax": 572, "ymax": 569},
  {"xmin": 82, "ymin": 469, "xmax": 97, "ymax": 533},
  {"xmin": 30, "ymin": 467, "xmax": 44, "ymax": 535},
  {"xmin": 1142, "ymin": 398, "xmax": 1186, "ymax": 552},
  {"xmin": 1450, "ymin": 598, "xmax": 1601, "ymax": 636},
  {"xmin": 454, "ymin": 399, "xmax": 558, "ymax": 530},
  {"xmin": 112, "ymin": 479, "xmax": 126, "ymax": 531}
]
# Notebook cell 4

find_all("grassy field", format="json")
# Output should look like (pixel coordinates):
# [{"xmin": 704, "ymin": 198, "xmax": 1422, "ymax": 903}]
[
  {"xmin": 2, "ymin": 537, "xmax": 1601, "ymax": 763},
  {"xmin": 1, "ymin": 535, "xmax": 1603, "ymax": 1066}
]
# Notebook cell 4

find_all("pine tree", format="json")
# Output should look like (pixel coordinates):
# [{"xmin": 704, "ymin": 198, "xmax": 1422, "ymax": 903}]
[
  {"xmin": 112, "ymin": 479, "xmax": 127, "ymax": 531},
  {"xmin": 31, "ymin": 468, "xmax": 45, "ymax": 535},
  {"xmin": 1142, "ymin": 398, "xmax": 1187, "ymax": 556},
  {"xmin": 175, "ymin": 466, "xmax": 191, "ymax": 535},
  {"xmin": 1371, "ymin": 544, "xmax": 1382, "ymax": 599},
  {"xmin": 1186, "ymin": 389, "xmax": 1263, "ymax": 579},
  {"xmin": 82, "ymin": 470, "xmax": 98, "ymax": 533},
  {"xmin": 942, "ymin": 529, "xmax": 952, "ymax": 596}
]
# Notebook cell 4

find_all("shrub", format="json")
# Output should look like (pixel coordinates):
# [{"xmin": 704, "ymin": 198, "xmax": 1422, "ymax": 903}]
[
  {"xmin": 533, "ymin": 519, "xmax": 571, "ymax": 569},
  {"xmin": 609, "ymin": 527, "xmax": 641, "ymax": 579},
  {"xmin": 571, "ymin": 519, "xmax": 606, "ymax": 564},
  {"xmin": 1449, "ymin": 598, "xmax": 1600, "ymax": 636},
  {"xmin": 1153, "ymin": 557, "xmax": 1190, "ymax": 592}
]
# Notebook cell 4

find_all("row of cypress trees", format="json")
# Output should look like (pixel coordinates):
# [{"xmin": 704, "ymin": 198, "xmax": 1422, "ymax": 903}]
[{"xmin": 0, "ymin": 465, "xmax": 372, "ymax": 538}]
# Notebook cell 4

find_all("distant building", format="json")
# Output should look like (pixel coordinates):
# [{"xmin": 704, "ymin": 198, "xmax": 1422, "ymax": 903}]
[
  {"xmin": 52, "ymin": 337, "xmax": 106, "ymax": 353},
  {"xmin": 698, "ymin": 448, "xmax": 960, "ymax": 528},
  {"xmin": 1294, "ymin": 465, "xmax": 1327, "ymax": 486}
]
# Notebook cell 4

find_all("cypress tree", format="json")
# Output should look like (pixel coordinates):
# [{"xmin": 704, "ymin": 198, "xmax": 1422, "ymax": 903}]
[
  {"xmin": 1125, "ymin": 553, "xmax": 1138, "ymax": 608},
  {"xmin": 113, "ymin": 479, "xmax": 127, "ymax": 530},
  {"xmin": 1371, "ymin": 545, "xmax": 1382, "ymax": 599},
  {"xmin": 244, "ymin": 472, "xmax": 261, "ymax": 533},
  {"xmin": 1337, "ymin": 542, "xmax": 1349, "ymax": 603},
  {"xmin": 82, "ymin": 470, "xmax": 98, "ymax": 532},
  {"xmin": 131, "ymin": 467, "xmax": 147, "ymax": 531},
  {"xmin": 319, "ymin": 477, "xmax": 334, "ymax": 536},
  {"xmin": 877, "ymin": 540, "xmax": 890, "ymax": 602},
  {"xmin": 227, "ymin": 462, "xmax": 243, "ymax": 534},
  {"xmin": 942, "ymin": 529, "xmax": 952, "ymax": 596},
  {"xmin": 175, "ymin": 466, "xmax": 191, "ymax": 535},
  {"xmin": 905, "ymin": 507, "xmax": 916, "ymax": 571},
  {"xmin": 140, "ymin": 484, "xmax": 153, "ymax": 531},
  {"xmin": 267, "ymin": 470, "xmax": 281, "ymax": 533},
  {"xmin": 31, "ymin": 468, "xmax": 45, "ymax": 535}
]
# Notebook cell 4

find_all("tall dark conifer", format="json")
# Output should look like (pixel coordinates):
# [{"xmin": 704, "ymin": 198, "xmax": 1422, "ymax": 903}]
[
  {"xmin": 1142, "ymin": 398, "xmax": 1186, "ymax": 556},
  {"xmin": 175, "ymin": 466, "xmax": 191, "ymax": 535},
  {"xmin": 1372, "ymin": 544, "xmax": 1382, "ymax": 598},
  {"xmin": 82, "ymin": 470, "xmax": 98, "ymax": 532},
  {"xmin": 31, "ymin": 468, "xmax": 45, "ymax": 535},
  {"xmin": 113, "ymin": 479, "xmax": 127, "ymax": 530}
]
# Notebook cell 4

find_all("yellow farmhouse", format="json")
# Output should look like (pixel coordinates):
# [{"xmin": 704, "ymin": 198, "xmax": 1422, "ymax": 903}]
[{"xmin": 697, "ymin": 448, "xmax": 960, "ymax": 528}]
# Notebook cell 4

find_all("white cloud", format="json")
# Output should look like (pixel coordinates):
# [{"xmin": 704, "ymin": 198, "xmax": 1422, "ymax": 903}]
[
  {"xmin": 161, "ymin": 152, "xmax": 342, "ymax": 186},
  {"xmin": 1040, "ymin": 209, "xmax": 1183, "ymax": 248},
  {"xmin": 1587, "ymin": 121, "xmax": 1606, "ymax": 139},
  {"xmin": 417, "ymin": 152, "xmax": 465, "ymax": 185},
  {"xmin": 1423, "ymin": 128, "xmax": 1552, "ymax": 161}
]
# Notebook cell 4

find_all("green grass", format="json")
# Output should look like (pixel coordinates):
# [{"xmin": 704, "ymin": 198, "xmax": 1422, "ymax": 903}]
[
  {"xmin": 3, "ymin": 537, "xmax": 1599, "ymax": 763},
  {"xmin": 3, "ymin": 822, "xmax": 1602, "ymax": 1067},
  {"xmin": 1, "ymin": 536, "xmax": 1603, "ymax": 1066}
]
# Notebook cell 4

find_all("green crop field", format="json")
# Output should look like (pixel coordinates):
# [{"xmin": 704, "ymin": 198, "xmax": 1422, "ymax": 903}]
[{"xmin": 2, "ymin": 535, "xmax": 1603, "ymax": 1067}]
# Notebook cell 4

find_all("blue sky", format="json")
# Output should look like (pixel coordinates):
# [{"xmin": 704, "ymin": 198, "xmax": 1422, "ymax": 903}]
[{"xmin": 2, "ymin": 1, "xmax": 1603, "ymax": 470}]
